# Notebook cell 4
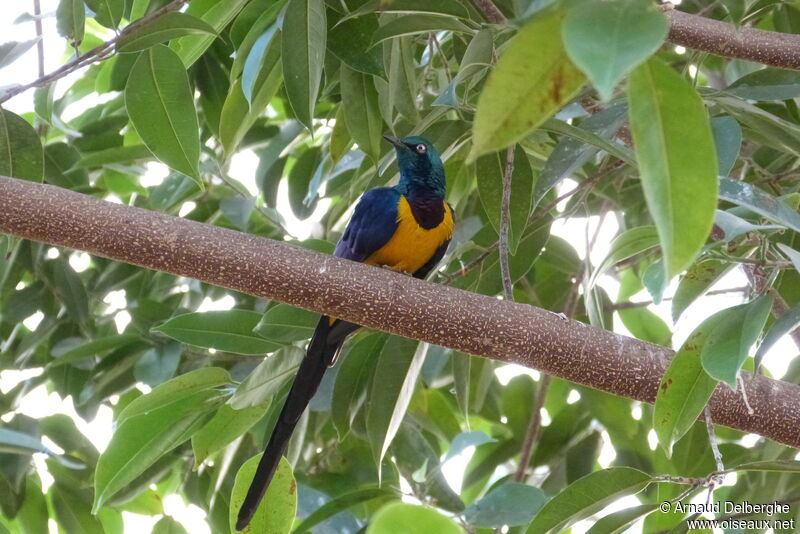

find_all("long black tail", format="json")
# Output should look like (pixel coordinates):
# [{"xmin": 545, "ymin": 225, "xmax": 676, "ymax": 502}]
[{"xmin": 235, "ymin": 317, "xmax": 339, "ymax": 530}]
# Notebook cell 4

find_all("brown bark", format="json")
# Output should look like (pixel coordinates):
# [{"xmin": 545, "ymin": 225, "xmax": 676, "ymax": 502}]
[
  {"xmin": 665, "ymin": 9, "xmax": 800, "ymax": 71},
  {"xmin": 1, "ymin": 176, "xmax": 799, "ymax": 449}
]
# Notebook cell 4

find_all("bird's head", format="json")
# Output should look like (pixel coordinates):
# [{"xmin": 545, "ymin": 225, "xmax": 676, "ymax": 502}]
[{"xmin": 384, "ymin": 135, "xmax": 445, "ymax": 197}]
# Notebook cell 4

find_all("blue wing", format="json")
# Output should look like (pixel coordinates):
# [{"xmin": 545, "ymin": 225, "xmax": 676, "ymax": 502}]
[{"xmin": 334, "ymin": 187, "xmax": 400, "ymax": 262}]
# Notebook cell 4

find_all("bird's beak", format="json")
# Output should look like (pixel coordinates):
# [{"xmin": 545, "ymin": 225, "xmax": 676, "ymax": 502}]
[{"xmin": 383, "ymin": 135, "xmax": 406, "ymax": 148}]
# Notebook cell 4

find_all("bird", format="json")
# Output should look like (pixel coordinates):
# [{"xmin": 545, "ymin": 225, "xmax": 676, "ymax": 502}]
[{"xmin": 235, "ymin": 135, "xmax": 454, "ymax": 530}]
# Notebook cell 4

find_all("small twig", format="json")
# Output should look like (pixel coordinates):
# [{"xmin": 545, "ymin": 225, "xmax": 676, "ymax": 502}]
[
  {"xmin": 737, "ymin": 374, "xmax": 754, "ymax": 415},
  {"xmin": 442, "ymin": 161, "xmax": 622, "ymax": 284},
  {"xmin": 471, "ymin": 0, "xmax": 505, "ymax": 23},
  {"xmin": 512, "ymin": 374, "xmax": 550, "ymax": 483},
  {"xmin": 498, "ymin": 145, "xmax": 515, "ymax": 301},
  {"xmin": 32, "ymin": 0, "xmax": 45, "ymax": 79},
  {"xmin": 612, "ymin": 287, "xmax": 750, "ymax": 310},
  {"xmin": 0, "ymin": 0, "xmax": 191, "ymax": 105},
  {"xmin": 430, "ymin": 33, "xmax": 452, "ymax": 82},
  {"xmin": 703, "ymin": 405, "xmax": 726, "ymax": 506}
]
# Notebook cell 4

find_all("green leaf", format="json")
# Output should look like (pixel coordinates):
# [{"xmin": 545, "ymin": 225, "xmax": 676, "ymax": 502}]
[
  {"xmin": 755, "ymin": 300, "xmax": 800, "ymax": 372},
  {"xmin": 716, "ymin": 96, "xmax": 800, "ymax": 157},
  {"xmin": 0, "ymin": 428, "xmax": 51, "ymax": 455},
  {"xmin": 55, "ymin": 0, "xmax": 85, "ymax": 43},
  {"xmin": 726, "ymin": 68, "xmax": 800, "ymax": 100},
  {"xmin": 152, "ymin": 516, "xmax": 189, "ymax": 534},
  {"xmin": 444, "ymin": 431, "xmax": 495, "ymax": 462},
  {"xmin": 125, "ymin": 45, "xmax": 201, "ymax": 185},
  {"xmin": 116, "ymin": 12, "xmax": 217, "ymax": 53},
  {"xmin": 371, "ymin": 14, "xmax": 472, "ymax": 44},
  {"xmin": 367, "ymin": 502, "xmax": 462, "ymax": 534},
  {"xmin": 387, "ymin": 37, "xmax": 419, "ymax": 122},
  {"xmin": 367, "ymin": 338, "xmax": 426, "ymax": 468},
  {"xmin": 464, "ymin": 483, "xmax": 546, "ymax": 528},
  {"xmin": 628, "ymin": 58, "xmax": 718, "ymax": 278},
  {"xmin": 718, "ymin": 177, "xmax": 800, "ymax": 233},
  {"xmin": 51, "ymin": 259, "xmax": 89, "ymax": 324},
  {"xmin": 476, "ymin": 145, "xmax": 534, "ymax": 254},
  {"xmin": 171, "ymin": 0, "xmax": 248, "ymax": 67},
  {"xmin": 85, "ymin": 0, "xmax": 124, "ymax": 28},
  {"xmin": 94, "ymin": 389, "xmax": 222, "ymax": 509},
  {"xmin": 288, "ymin": 146, "xmax": 322, "ymax": 220},
  {"xmin": 701, "ymin": 294, "xmax": 774, "ymax": 388},
  {"xmin": 432, "ymin": 28, "xmax": 492, "ymax": 109},
  {"xmin": 525, "ymin": 468, "xmax": 652, "ymax": 534},
  {"xmin": 134, "ymin": 342, "xmax": 182, "ymax": 387},
  {"xmin": 253, "ymin": 304, "xmax": 318, "ymax": 344},
  {"xmin": 589, "ymin": 226, "xmax": 660, "ymax": 287},
  {"xmin": 653, "ymin": 314, "xmax": 724, "ymax": 456},
  {"xmin": 52, "ymin": 483, "xmax": 105, "ymax": 534},
  {"xmin": 340, "ymin": 63, "xmax": 383, "ymax": 163},
  {"xmin": 229, "ymin": 1, "xmax": 285, "ymax": 81},
  {"xmin": 0, "ymin": 109, "xmax": 43, "ymax": 183},
  {"xmin": 332, "ymin": 334, "xmax": 386, "ymax": 437},
  {"xmin": 0, "ymin": 39, "xmax": 40, "ymax": 69},
  {"xmin": 586, "ymin": 504, "xmax": 660, "ymax": 534},
  {"xmin": 153, "ymin": 310, "xmax": 282, "ymax": 355},
  {"xmin": 48, "ymin": 333, "xmax": 143, "ymax": 368},
  {"xmin": 192, "ymin": 403, "xmax": 268, "ymax": 464},
  {"xmin": 328, "ymin": 15, "xmax": 384, "ymax": 78},
  {"xmin": 562, "ymin": 0, "xmax": 667, "ymax": 101},
  {"xmin": 470, "ymin": 9, "xmax": 585, "ymax": 160},
  {"xmin": 229, "ymin": 455, "xmax": 296, "ymax": 534},
  {"xmin": 618, "ymin": 307, "xmax": 671, "ymax": 346},
  {"xmin": 536, "ymin": 104, "xmax": 630, "ymax": 203},
  {"xmin": 72, "ymin": 145, "xmax": 154, "ymax": 169},
  {"xmin": 671, "ymin": 255, "xmax": 738, "ymax": 322},
  {"xmin": 282, "ymin": 0, "xmax": 326, "ymax": 129},
  {"xmin": 242, "ymin": 27, "xmax": 280, "ymax": 106},
  {"xmin": 539, "ymin": 117, "xmax": 636, "ymax": 168},
  {"xmin": 293, "ymin": 487, "xmax": 397, "ymax": 533},
  {"xmin": 230, "ymin": 347, "xmax": 304, "ymax": 409},
  {"xmin": 778, "ymin": 243, "xmax": 800, "ymax": 273},
  {"xmin": 714, "ymin": 211, "xmax": 782, "ymax": 241},
  {"xmin": 44, "ymin": 143, "xmax": 87, "ymax": 188},
  {"xmin": 117, "ymin": 367, "xmax": 231, "ymax": 424},
  {"xmin": 726, "ymin": 460, "xmax": 800, "ymax": 473},
  {"xmin": 33, "ymin": 84, "xmax": 55, "ymax": 126},
  {"xmin": 220, "ymin": 37, "xmax": 283, "ymax": 156},
  {"xmin": 342, "ymin": 0, "xmax": 469, "ymax": 21},
  {"xmin": 710, "ymin": 116, "xmax": 742, "ymax": 177}
]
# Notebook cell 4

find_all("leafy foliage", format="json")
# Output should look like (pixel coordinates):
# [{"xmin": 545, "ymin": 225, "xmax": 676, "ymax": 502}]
[{"xmin": 0, "ymin": 0, "xmax": 799, "ymax": 532}]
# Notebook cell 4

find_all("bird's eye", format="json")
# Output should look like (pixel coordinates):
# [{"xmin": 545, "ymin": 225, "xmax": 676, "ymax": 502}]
[{"xmin": 415, "ymin": 144, "xmax": 427, "ymax": 154}]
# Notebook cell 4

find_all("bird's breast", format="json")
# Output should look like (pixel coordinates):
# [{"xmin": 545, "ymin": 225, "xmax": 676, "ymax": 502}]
[{"xmin": 365, "ymin": 195, "xmax": 453, "ymax": 274}]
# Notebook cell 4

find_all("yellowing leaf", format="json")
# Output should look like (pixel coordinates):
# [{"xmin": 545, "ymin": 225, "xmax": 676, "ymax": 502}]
[{"xmin": 470, "ymin": 9, "xmax": 585, "ymax": 160}]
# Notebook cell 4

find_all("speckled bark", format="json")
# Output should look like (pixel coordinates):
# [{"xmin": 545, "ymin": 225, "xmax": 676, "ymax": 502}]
[
  {"xmin": 1, "ymin": 176, "xmax": 799, "ymax": 449},
  {"xmin": 666, "ymin": 9, "xmax": 800, "ymax": 70}
]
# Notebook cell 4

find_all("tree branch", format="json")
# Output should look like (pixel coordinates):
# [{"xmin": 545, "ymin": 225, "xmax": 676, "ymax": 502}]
[
  {"xmin": 1, "ymin": 175, "xmax": 800, "ymax": 450},
  {"xmin": 498, "ymin": 145, "xmax": 515, "ymax": 301},
  {"xmin": 0, "ymin": 0, "xmax": 190, "ymax": 105},
  {"xmin": 664, "ymin": 9, "xmax": 800, "ymax": 71}
]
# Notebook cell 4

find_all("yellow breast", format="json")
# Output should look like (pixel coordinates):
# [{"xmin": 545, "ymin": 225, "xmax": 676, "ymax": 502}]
[{"xmin": 365, "ymin": 196, "xmax": 453, "ymax": 275}]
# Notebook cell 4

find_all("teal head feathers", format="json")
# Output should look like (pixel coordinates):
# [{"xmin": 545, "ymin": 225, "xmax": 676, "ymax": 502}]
[{"xmin": 384, "ymin": 135, "xmax": 446, "ymax": 198}]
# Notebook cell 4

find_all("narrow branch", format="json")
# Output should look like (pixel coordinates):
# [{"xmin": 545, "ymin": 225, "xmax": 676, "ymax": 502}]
[
  {"xmin": 612, "ymin": 287, "xmax": 750, "ymax": 310},
  {"xmin": 513, "ymin": 374, "xmax": 550, "ymax": 482},
  {"xmin": 1, "ymin": 176, "xmax": 800, "ymax": 450},
  {"xmin": 32, "ymin": 0, "xmax": 45, "ymax": 79},
  {"xmin": 471, "ymin": 0, "xmax": 505, "ymax": 24},
  {"xmin": 499, "ymin": 145, "xmax": 515, "ymax": 301},
  {"xmin": 0, "ymin": 0, "xmax": 190, "ymax": 105}
]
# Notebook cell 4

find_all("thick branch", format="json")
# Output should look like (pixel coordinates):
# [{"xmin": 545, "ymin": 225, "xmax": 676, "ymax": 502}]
[
  {"xmin": 665, "ymin": 9, "xmax": 800, "ymax": 71},
  {"xmin": 1, "ymin": 176, "xmax": 800, "ymax": 449}
]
